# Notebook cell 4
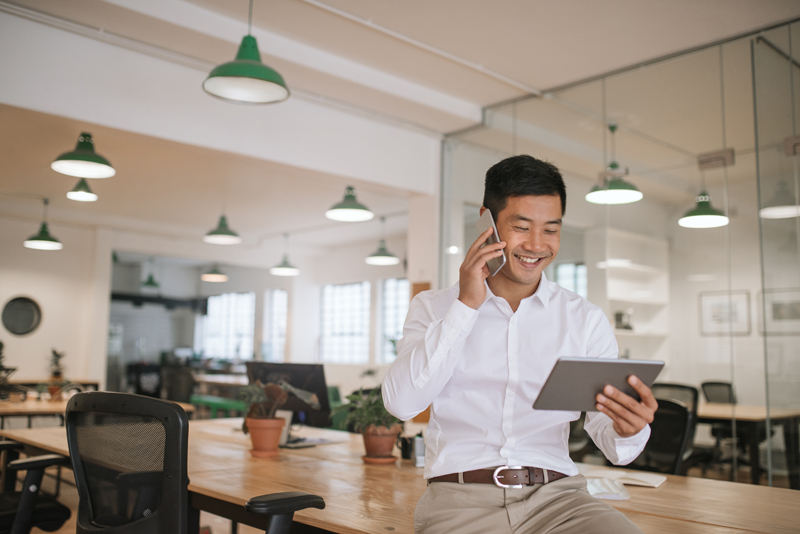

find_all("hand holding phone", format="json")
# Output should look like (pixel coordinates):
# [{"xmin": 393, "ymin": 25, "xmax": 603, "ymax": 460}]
[
  {"xmin": 475, "ymin": 210, "xmax": 507, "ymax": 276},
  {"xmin": 458, "ymin": 209, "xmax": 507, "ymax": 310}
]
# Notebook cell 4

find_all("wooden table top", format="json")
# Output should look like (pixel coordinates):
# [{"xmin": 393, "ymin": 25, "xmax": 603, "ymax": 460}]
[
  {"xmin": 697, "ymin": 403, "xmax": 800, "ymax": 422},
  {"xmin": 0, "ymin": 398, "xmax": 194, "ymax": 416},
  {"xmin": 1, "ymin": 418, "xmax": 798, "ymax": 533}
]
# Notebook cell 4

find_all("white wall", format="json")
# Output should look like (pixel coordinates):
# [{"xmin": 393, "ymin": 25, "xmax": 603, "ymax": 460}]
[{"xmin": 0, "ymin": 215, "xmax": 108, "ymax": 384}]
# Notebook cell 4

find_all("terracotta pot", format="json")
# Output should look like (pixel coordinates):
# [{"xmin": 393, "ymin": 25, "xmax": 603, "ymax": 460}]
[
  {"xmin": 47, "ymin": 384, "xmax": 62, "ymax": 401},
  {"xmin": 362, "ymin": 423, "xmax": 402, "ymax": 462},
  {"xmin": 246, "ymin": 417, "xmax": 285, "ymax": 458}
]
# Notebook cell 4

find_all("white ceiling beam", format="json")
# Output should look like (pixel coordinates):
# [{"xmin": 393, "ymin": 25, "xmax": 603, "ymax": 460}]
[{"xmin": 100, "ymin": 0, "xmax": 483, "ymax": 124}]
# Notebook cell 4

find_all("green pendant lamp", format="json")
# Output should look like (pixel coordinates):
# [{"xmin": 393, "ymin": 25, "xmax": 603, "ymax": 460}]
[
  {"xmin": 51, "ymin": 132, "xmax": 116, "ymax": 178},
  {"xmin": 679, "ymin": 191, "xmax": 729, "ymax": 228},
  {"xmin": 66, "ymin": 178, "xmax": 98, "ymax": 202},
  {"xmin": 270, "ymin": 234, "xmax": 300, "ymax": 276},
  {"xmin": 203, "ymin": 0, "xmax": 289, "ymax": 104},
  {"xmin": 585, "ymin": 124, "xmax": 642, "ymax": 205},
  {"xmin": 201, "ymin": 264, "xmax": 229, "ymax": 282},
  {"xmin": 141, "ymin": 273, "xmax": 160, "ymax": 289},
  {"xmin": 204, "ymin": 215, "xmax": 243, "ymax": 245},
  {"xmin": 325, "ymin": 186, "xmax": 374, "ymax": 222},
  {"xmin": 365, "ymin": 217, "xmax": 400, "ymax": 265},
  {"xmin": 24, "ymin": 199, "xmax": 62, "ymax": 251},
  {"xmin": 759, "ymin": 180, "xmax": 800, "ymax": 219}
]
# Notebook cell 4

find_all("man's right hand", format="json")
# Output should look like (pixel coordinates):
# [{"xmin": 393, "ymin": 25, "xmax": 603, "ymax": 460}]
[{"xmin": 458, "ymin": 228, "xmax": 506, "ymax": 310}]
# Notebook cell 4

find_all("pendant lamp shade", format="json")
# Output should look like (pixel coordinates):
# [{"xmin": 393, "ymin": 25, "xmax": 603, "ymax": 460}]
[
  {"xmin": 203, "ymin": 35, "xmax": 289, "ymax": 104},
  {"xmin": 51, "ymin": 132, "xmax": 116, "ymax": 179},
  {"xmin": 24, "ymin": 199, "xmax": 62, "ymax": 250},
  {"xmin": 201, "ymin": 265, "xmax": 229, "ymax": 282},
  {"xmin": 66, "ymin": 178, "xmax": 98, "ymax": 202},
  {"xmin": 325, "ymin": 186, "xmax": 374, "ymax": 222},
  {"xmin": 204, "ymin": 215, "xmax": 243, "ymax": 245},
  {"xmin": 759, "ymin": 180, "xmax": 800, "ymax": 219},
  {"xmin": 678, "ymin": 192, "xmax": 729, "ymax": 228},
  {"xmin": 585, "ymin": 173, "xmax": 644, "ymax": 205},
  {"xmin": 141, "ymin": 274, "xmax": 160, "ymax": 289},
  {"xmin": 365, "ymin": 240, "xmax": 400, "ymax": 265},
  {"xmin": 270, "ymin": 254, "xmax": 300, "ymax": 276},
  {"xmin": 24, "ymin": 222, "xmax": 63, "ymax": 250}
]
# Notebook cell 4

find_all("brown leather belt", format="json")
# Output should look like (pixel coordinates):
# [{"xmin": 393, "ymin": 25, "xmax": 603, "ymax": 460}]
[{"xmin": 429, "ymin": 466, "xmax": 569, "ymax": 488}]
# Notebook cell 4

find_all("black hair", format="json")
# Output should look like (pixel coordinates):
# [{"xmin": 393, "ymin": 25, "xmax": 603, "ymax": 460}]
[{"xmin": 483, "ymin": 155, "xmax": 566, "ymax": 218}]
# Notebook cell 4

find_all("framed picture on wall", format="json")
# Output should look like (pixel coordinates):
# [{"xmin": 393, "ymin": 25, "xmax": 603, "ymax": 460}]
[
  {"xmin": 759, "ymin": 288, "xmax": 800, "ymax": 335},
  {"xmin": 699, "ymin": 290, "xmax": 751, "ymax": 336}
]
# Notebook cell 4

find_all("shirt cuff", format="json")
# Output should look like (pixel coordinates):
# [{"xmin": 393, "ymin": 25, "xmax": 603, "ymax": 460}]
[
  {"xmin": 444, "ymin": 298, "xmax": 479, "ymax": 334},
  {"xmin": 612, "ymin": 424, "xmax": 651, "ymax": 465}
]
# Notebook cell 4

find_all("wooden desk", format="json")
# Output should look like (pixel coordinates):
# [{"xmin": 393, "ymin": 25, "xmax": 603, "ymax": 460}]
[
  {"xmin": 195, "ymin": 374, "xmax": 248, "ymax": 397},
  {"xmin": 0, "ymin": 399, "xmax": 195, "ymax": 428},
  {"xmin": 1, "ymin": 418, "xmax": 798, "ymax": 533},
  {"xmin": 7, "ymin": 379, "xmax": 99, "ymax": 391},
  {"xmin": 698, "ymin": 403, "xmax": 800, "ymax": 489}
]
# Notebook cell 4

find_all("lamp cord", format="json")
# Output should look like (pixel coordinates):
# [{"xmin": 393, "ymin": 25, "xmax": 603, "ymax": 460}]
[
  {"xmin": 42, "ymin": 198, "xmax": 49, "ymax": 222},
  {"xmin": 248, "ymin": 0, "xmax": 254, "ymax": 35},
  {"xmin": 602, "ymin": 78, "xmax": 608, "ymax": 169}
]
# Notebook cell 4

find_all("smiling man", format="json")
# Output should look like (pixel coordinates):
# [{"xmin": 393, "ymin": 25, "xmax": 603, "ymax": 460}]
[{"xmin": 383, "ymin": 155, "xmax": 656, "ymax": 534}]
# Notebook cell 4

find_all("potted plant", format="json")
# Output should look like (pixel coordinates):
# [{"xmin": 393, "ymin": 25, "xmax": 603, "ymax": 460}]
[
  {"xmin": 48, "ymin": 349, "xmax": 67, "ymax": 400},
  {"xmin": 238, "ymin": 381, "xmax": 289, "ymax": 458},
  {"xmin": 335, "ymin": 387, "xmax": 402, "ymax": 464}
]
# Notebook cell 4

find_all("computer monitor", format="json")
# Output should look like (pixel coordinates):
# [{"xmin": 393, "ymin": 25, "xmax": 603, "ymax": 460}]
[{"xmin": 245, "ymin": 362, "xmax": 331, "ymax": 428}]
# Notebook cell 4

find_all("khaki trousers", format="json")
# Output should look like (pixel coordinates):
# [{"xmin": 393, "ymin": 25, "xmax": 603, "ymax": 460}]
[{"xmin": 415, "ymin": 475, "xmax": 642, "ymax": 534}]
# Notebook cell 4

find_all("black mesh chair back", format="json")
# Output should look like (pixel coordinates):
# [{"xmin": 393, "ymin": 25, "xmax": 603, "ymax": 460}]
[
  {"xmin": 701, "ymin": 381, "xmax": 736, "ymax": 404},
  {"xmin": 66, "ymin": 392, "xmax": 189, "ymax": 533},
  {"xmin": 628, "ymin": 398, "xmax": 692, "ymax": 475}
]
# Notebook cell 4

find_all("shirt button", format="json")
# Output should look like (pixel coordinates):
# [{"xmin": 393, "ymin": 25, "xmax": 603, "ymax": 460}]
[
  {"xmin": 510, "ymin": 317, "xmax": 517, "ymax": 325},
  {"xmin": 460, "ymin": 314, "xmax": 467, "ymax": 320},
  {"xmin": 507, "ymin": 391, "xmax": 514, "ymax": 398},
  {"xmin": 504, "ymin": 426, "xmax": 511, "ymax": 433}
]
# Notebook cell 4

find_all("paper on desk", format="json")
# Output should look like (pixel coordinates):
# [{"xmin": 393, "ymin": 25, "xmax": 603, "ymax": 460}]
[
  {"xmin": 582, "ymin": 469, "xmax": 666, "ymax": 488},
  {"xmin": 586, "ymin": 478, "xmax": 631, "ymax": 500}
]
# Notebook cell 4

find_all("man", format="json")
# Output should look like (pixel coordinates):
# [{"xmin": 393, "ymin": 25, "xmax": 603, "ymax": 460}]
[{"xmin": 382, "ymin": 155, "xmax": 657, "ymax": 533}]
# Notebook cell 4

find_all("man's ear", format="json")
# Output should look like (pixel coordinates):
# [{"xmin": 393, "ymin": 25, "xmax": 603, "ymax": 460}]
[{"xmin": 479, "ymin": 206, "xmax": 486, "ymax": 216}]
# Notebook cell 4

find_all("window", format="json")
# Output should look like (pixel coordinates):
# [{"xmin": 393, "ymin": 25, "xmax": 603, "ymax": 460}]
[
  {"xmin": 556, "ymin": 263, "xmax": 587, "ymax": 298},
  {"xmin": 195, "ymin": 292, "xmax": 256, "ymax": 360},
  {"xmin": 381, "ymin": 278, "xmax": 410, "ymax": 363},
  {"xmin": 319, "ymin": 282, "xmax": 371, "ymax": 364},
  {"xmin": 262, "ymin": 289, "xmax": 288, "ymax": 362}
]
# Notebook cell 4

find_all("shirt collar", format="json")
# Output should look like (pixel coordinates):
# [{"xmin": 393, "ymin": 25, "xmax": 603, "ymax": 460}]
[{"xmin": 482, "ymin": 272, "xmax": 551, "ymax": 310}]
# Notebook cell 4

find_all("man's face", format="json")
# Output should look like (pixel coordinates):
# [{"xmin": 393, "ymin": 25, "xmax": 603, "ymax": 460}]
[{"xmin": 490, "ymin": 194, "xmax": 562, "ymax": 288}]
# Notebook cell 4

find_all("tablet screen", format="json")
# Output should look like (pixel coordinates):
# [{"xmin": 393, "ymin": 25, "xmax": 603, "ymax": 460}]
[{"xmin": 532, "ymin": 358, "xmax": 664, "ymax": 412}]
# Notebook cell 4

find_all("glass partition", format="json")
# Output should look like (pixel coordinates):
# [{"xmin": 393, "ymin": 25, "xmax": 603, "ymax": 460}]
[{"xmin": 442, "ymin": 19, "xmax": 800, "ymax": 488}]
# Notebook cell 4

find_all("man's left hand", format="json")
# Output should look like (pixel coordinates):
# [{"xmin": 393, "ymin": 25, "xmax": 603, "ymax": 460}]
[{"xmin": 595, "ymin": 375, "xmax": 658, "ymax": 437}]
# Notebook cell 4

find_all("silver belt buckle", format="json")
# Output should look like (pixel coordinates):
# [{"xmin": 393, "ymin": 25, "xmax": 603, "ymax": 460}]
[{"xmin": 493, "ymin": 465, "xmax": 524, "ymax": 489}]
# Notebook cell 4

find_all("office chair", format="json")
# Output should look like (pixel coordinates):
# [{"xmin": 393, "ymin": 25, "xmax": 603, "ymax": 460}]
[
  {"xmin": 627, "ymin": 398, "xmax": 692, "ymax": 475},
  {"xmin": 651, "ymin": 383, "xmax": 705, "ymax": 473},
  {"xmin": 568, "ymin": 413, "xmax": 599, "ymax": 462},
  {"xmin": 0, "ymin": 440, "xmax": 71, "ymax": 534},
  {"xmin": 699, "ymin": 381, "xmax": 754, "ymax": 472},
  {"xmin": 67, "ymin": 392, "xmax": 325, "ymax": 534}
]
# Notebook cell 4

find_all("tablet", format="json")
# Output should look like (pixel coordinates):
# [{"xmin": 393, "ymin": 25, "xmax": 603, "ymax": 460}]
[{"xmin": 532, "ymin": 357, "xmax": 664, "ymax": 412}]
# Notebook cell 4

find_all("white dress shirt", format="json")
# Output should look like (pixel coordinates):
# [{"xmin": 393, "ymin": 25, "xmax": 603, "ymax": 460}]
[{"xmin": 382, "ymin": 273, "xmax": 650, "ymax": 479}]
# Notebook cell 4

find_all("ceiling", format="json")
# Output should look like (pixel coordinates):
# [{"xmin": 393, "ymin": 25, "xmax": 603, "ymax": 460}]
[{"xmin": 2, "ymin": 0, "xmax": 800, "ymax": 257}]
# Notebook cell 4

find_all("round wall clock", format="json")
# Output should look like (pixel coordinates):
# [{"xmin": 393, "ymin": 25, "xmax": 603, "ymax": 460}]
[{"xmin": 2, "ymin": 297, "xmax": 42, "ymax": 336}]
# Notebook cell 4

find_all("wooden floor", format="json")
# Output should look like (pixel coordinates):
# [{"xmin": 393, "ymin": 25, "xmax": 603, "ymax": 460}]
[{"xmin": 31, "ymin": 463, "xmax": 792, "ymax": 534}]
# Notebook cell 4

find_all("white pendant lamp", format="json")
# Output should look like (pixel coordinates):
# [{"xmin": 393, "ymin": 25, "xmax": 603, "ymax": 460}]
[
  {"xmin": 51, "ymin": 132, "xmax": 116, "ymax": 179},
  {"xmin": 585, "ymin": 123, "xmax": 642, "ymax": 205},
  {"xmin": 270, "ymin": 234, "xmax": 300, "ymax": 276},
  {"xmin": 66, "ymin": 178, "xmax": 98, "ymax": 202},
  {"xmin": 202, "ymin": 0, "xmax": 289, "ymax": 104},
  {"xmin": 366, "ymin": 217, "xmax": 400, "ymax": 265},
  {"xmin": 204, "ymin": 215, "xmax": 243, "ymax": 245},
  {"xmin": 24, "ymin": 199, "xmax": 63, "ymax": 250},
  {"xmin": 760, "ymin": 180, "xmax": 800, "ymax": 218},
  {"xmin": 201, "ymin": 264, "xmax": 229, "ymax": 282},
  {"xmin": 325, "ymin": 186, "xmax": 374, "ymax": 222}
]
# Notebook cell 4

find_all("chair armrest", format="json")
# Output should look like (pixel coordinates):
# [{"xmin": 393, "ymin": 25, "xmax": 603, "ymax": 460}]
[
  {"xmin": 245, "ymin": 491, "xmax": 325, "ymax": 515},
  {"xmin": 7, "ymin": 454, "xmax": 69, "ymax": 472},
  {"xmin": 0, "ymin": 440, "xmax": 23, "ymax": 452}
]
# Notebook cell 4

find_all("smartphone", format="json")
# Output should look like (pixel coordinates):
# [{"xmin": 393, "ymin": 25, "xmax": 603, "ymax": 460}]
[{"xmin": 475, "ymin": 209, "xmax": 506, "ymax": 276}]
